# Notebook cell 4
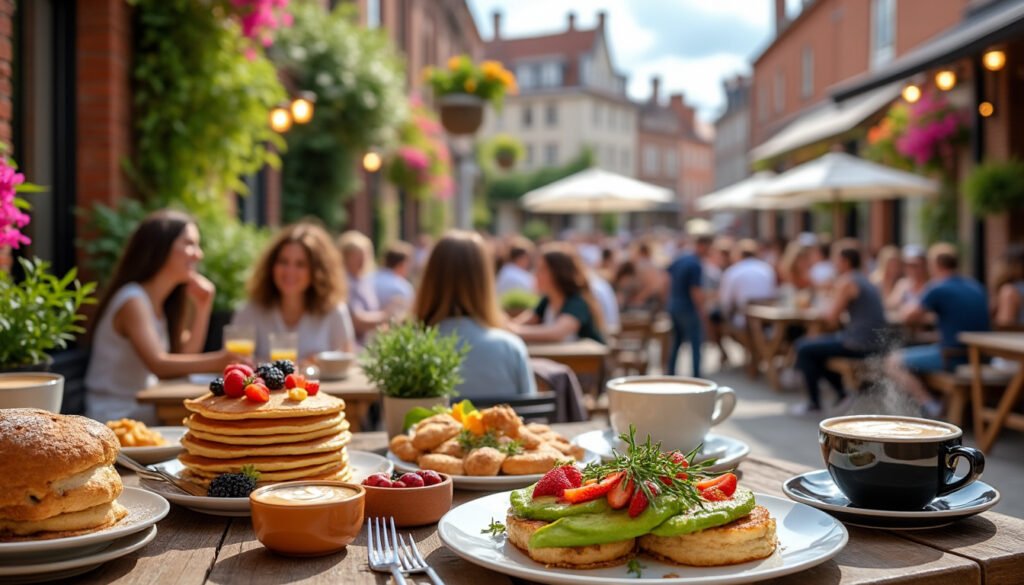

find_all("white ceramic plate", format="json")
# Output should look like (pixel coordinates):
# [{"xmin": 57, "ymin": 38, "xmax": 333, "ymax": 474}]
[
  {"xmin": 438, "ymin": 491, "xmax": 848, "ymax": 585},
  {"xmin": 0, "ymin": 525, "xmax": 157, "ymax": 583},
  {"xmin": 143, "ymin": 450, "xmax": 392, "ymax": 517},
  {"xmin": 388, "ymin": 450, "xmax": 600, "ymax": 491},
  {"xmin": 0, "ymin": 488, "xmax": 168, "ymax": 563},
  {"xmin": 572, "ymin": 430, "xmax": 751, "ymax": 473},
  {"xmin": 120, "ymin": 427, "xmax": 186, "ymax": 465}
]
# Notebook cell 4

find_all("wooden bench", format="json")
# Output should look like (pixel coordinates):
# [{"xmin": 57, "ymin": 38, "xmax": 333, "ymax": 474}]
[
  {"xmin": 922, "ymin": 364, "xmax": 1015, "ymax": 427},
  {"xmin": 825, "ymin": 356, "xmax": 872, "ymax": 391}
]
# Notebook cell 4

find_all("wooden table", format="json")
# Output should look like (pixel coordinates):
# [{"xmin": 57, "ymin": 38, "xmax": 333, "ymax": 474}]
[
  {"xmin": 136, "ymin": 367, "xmax": 380, "ymax": 431},
  {"xmin": 79, "ymin": 422, "xmax": 1024, "ymax": 584},
  {"xmin": 960, "ymin": 332, "xmax": 1024, "ymax": 452},
  {"xmin": 744, "ymin": 305, "xmax": 824, "ymax": 391},
  {"xmin": 527, "ymin": 339, "xmax": 610, "ymax": 396}
]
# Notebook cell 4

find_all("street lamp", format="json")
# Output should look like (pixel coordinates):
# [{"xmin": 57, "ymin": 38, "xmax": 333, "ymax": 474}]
[
  {"xmin": 982, "ymin": 49, "xmax": 1006, "ymax": 72},
  {"xmin": 935, "ymin": 70, "xmax": 957, "ymax": 91},
  {"xmin": 269, "ymin": 105, "xmax": 293, "ymax": 133},
  {"xmin": 290, "ymin": 91, "xmax": 316, "ymax": 125},
  {"xmin": 901, "ymin": 84, "xmax": 922, "ymax": 103},
  {"xmin": 362, "ymin": 151, "xmax": 382, "ymax": 173}
]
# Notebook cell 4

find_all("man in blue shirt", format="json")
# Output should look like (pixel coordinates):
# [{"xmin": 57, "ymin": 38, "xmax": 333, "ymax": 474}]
[
  {"xmin": 666, "ymin": 235, "xmax": 713, "ymax": 377},
  {"xmin": 884, "ymin": 243, "xmax": 991, "ymax": 418}
]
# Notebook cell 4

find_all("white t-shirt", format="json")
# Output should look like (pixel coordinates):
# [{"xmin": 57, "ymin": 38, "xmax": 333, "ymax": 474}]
[
  {"xmin": 589, "ymin": 273, "xmax": 620, "ymax": 331},
  {"xmin": 85, "ymin": 283, "xmax": 166, "ymax": 423},
  {"xmin": 719, "ymin": 258, "xmax": 779, "ymax": 327},
  {"xmin": 810, "ymin": 261, "xmax": 836, "ymax": 286},
  {"xmin": 231, "ymin": 301, "xmax": 355, "ymax": 361},
  {"xmin": 495, "ymin": 264, "xmax": 536, "ymax": 296},
  {"xmin": 373, "ymin": 269, "xmax": 414, "ymax": 311}
]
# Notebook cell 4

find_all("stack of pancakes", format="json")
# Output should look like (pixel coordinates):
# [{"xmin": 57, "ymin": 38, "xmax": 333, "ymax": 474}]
[
  {"xmin": 180, "ymin": 391, "xmax": 352, "ymax": 486},
  {"xmin": 0, "ymin": 409, "xmax": 126, "ymax": 540}
]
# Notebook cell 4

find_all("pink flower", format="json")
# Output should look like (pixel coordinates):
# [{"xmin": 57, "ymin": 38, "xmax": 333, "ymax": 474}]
[
  {"xmin": 0, "ymin": 159, "xmax": 30, "ymax": 248},
  {"xmin": 398, "ymin": 147, "xmax": 429, "ymax": 172}
]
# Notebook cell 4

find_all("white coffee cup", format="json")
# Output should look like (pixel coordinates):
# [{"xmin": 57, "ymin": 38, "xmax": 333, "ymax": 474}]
[
  {"xmin": 313, "ymin": 351, "xmax": 355, "ymax": 379},
  {"xmin": 606, "ymin": 375, "xmax": 736, "ymax": 452},
  {"xmin": 0, "ymin": 373, "xmax": 64, "ymax": 413}
]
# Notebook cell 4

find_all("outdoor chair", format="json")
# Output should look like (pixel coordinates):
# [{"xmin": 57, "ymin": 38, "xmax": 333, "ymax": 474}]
[{"xmin": 471, "ymin": 391, "xmax": 559, "ymax": 424}]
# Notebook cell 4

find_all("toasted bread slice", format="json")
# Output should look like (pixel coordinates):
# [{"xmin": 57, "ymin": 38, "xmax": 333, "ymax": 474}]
[
  {"xmin": 506, "ymin": 513, "xmax": 635, "ymax": 569},
  {"xmin": 638, "ymin": 505, "xmax": 777, "ymax": 566}
]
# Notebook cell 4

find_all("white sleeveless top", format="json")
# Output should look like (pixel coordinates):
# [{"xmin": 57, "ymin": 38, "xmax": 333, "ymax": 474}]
[{"xmin": 85, "ymin": 283, "xmax": 167, "ymax": 423}]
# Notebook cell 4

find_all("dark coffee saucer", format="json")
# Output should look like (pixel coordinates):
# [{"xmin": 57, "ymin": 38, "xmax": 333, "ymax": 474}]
[{"xmin": 782, "ymin": 469, "xmax": 1000, "ymax": 530}]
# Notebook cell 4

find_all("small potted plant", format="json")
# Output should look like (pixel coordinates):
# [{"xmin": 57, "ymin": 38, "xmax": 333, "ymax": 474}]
[
  {"xmin": 965, "ymin": 158, "xmax": 1024, "ymax": 216},
  {"xmin": 490, "ymin": 134, "xmax": 524, "ymax": 170},
  {"xmin": 425, "ymin": 56, "xmax": 517, "ymax": 135},
  {"xmin": 361, "ymin": 322, "xmax": 469, "ymax": 437}
]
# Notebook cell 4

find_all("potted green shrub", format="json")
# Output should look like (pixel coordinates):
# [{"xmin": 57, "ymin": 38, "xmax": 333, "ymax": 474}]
[
  {"xmin": 361, "ymin": 322, "xmax": 470, "ymax": 437},
  {"xmin": 425, "ymin": 56, "xmax": 517, "ymax": 135},
  {"xmin": 965, "ymin": 159, "xmax": 1024, "ymax": 216}
]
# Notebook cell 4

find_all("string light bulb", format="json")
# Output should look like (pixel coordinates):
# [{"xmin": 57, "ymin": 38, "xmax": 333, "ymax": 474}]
[
  {"xmin": 979, "ymin": 101, "xmax": 995, "ymax": 118},
  {"xmin": 901, "ymin": 84, "xmax": 922, "ymax": 103},
  {"xmin": 290, "ymin": 92, "xmax": 316, "ymax": 124},
  {"xmin": 362, "ymin": 151, "xmax": 382, "ymax": 173},
  {"xmin": 935, "ymin": 70, "xmax": 957, "ymax": 91},
  {"xmin": 269, "ymin": 106, "xmax": 292, "ymax": 133},
  {"xmin": 982, "ymin": 49, "xmax": 1006, "ymax": 72}
]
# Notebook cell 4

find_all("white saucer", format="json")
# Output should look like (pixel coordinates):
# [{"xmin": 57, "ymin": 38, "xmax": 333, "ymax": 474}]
[
  {"xmin": 143, "ymin": 450, "xmax": 392, "ymax": 516},
  {"xmin": 0, "ymin": 488, "xmax": 168, "ymax": 562},
  {"xmin": 120, "ymin": 427, "xmax": 185, "ymax": 465},
  {"xmin": 571, "ymin": 429, "xmax": 750, "ymax": 472},
  {"xmin": 0, "ymin": 525, "xmax": 157, "ymax": 583}
]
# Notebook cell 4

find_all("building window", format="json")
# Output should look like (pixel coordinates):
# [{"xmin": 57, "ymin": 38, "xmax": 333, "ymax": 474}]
[
  {"xmin": 872, "ymin": 0, "xmax": 896, "ymax": 67},
  {"xmin": 545, "ymin": 143, "xmax": 558, "ymax": 165},
  {"xmin": 643, "ymin": 145, "xmax": 659, "ymax": 176},
  {"xmin": 774, "ymin": 70, "xmax": 785, "ymax": 114},
  {"xmin": 621, "ymin": 148, "xmax": 630, "ymax": 172},
  {"xmin": 366, "ymin": 0, "xmax": 380, "ymax": 28},
  {"xmin": 801, "ymin": 46, "xmax": 813, "ymax": 99},
  {"xmin": 593, "ymin": 103, "xmax": 602, "ymax": 127},
  {"xmin": 540, "ymin": 62, "xmax": 562, "ymax": 87},
  {"xmin": 517, "ymin": 64, "xmax": 535, "ymax": 89},
  {"xmin": 545, "ymin": 103, "xmax": 558, "ymax": 127},
  {"xmin": 522, "ymin": 104, "xmax": 533, "ymax": 128},
  {"xmin": 664, "ymin": 150, "xmax": 678, "ymax": 177},
  {"xmin": 525, "ymin": 144, "xmax": 534, "ymax": 166}
]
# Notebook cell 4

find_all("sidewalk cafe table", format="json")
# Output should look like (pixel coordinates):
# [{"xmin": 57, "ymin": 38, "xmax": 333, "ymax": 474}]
[
  {"xmin": 960, "ymin": 331, "xmax": 1024, "ymax": 452},
  {"xmin": 745, "ymin": 304, "xmax": 824, "ymax": 391},
  {"xmin": 84, "ymin": 421, "xmax": 1024, "ymax": 584},
  {"xmin": 527, "ymin": 339, "xmax": 610, "ymax": 396},
  {"xmin": 135, "ymin": 367, "xmax": 380, "ymax": 431}
]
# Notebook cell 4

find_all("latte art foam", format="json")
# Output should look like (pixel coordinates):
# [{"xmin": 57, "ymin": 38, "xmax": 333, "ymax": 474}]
[
  {"xmin": 253, "ymin": 484, "xmax": 358, "ymax": 506},
  {"xmin": 826, "ymin": 419, "xmax": 956, "ymax": 439}
]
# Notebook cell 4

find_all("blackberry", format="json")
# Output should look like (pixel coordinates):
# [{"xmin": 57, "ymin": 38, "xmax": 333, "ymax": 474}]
[
  {"xmin": 262, "ymin": 367, "xmax": 285, "ymax": 390},
  {"xmin": 207, "ymin": 465, "xmax": 260, "ymax": 498},
  {"xmin": 272, "ymin": 359, "xmax": 296, "ymax": 376},
  {"xmin": 209, "ymin": 377, "xmax": 225, "ymax": 396},
  {"xmin": 255, "ymin": 363, "xmax": 274, "ymax": 380}
]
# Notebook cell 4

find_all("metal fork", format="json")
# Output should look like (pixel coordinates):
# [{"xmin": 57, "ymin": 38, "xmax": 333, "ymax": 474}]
[
  {"xmin": 116, "ymin": 453, "xmax": 207, "ymax": 497},
  {"xmin": 398, "ymin": 533, "xmax": 445, "ymax": 585},
  {"xmin": 367, "ymin": 517, "xmax": 407, "ymax": 585}
]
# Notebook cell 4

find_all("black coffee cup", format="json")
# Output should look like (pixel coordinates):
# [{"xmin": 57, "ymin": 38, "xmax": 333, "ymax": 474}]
[{"xmin": 819, "ymin": 415, "xmax": 985, "ymax": 510}]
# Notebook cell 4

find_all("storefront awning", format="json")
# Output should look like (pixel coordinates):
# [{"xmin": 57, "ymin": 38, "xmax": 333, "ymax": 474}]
[
  {"xmin": 749, "ymin": 82, "xmax": 901, "ymax": 164},
  {"xmin": 832, "ymin": 0, "xmax": 1024, "ymax": 101}
]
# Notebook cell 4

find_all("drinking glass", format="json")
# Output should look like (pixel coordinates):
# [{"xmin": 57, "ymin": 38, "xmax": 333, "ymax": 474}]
[
  {"xmin": 223, "ymin": 325, "xmax": 255, "ymax": 359},
  {"xmin": 269, "ymin": 332, "xmax": 299, "ymax": 363}
]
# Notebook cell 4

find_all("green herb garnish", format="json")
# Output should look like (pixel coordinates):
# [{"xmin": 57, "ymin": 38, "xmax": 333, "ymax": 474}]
[
  {"xmin": 457, "ymin": 429, "xmax": 523, "ymax": 456},
  {"xmin": 481, "ymin": 518, "xmax": 506, "ymax": 536},
  {"xmin": 627, "ymin": 558, "xmax": 645, "ymax": 578},
  {"xmin": 240, "ymin": 464, "xmax": 261, "ymax": 482}
]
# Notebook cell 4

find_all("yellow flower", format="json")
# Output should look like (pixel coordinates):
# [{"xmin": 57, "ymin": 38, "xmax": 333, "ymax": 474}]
[
  {"xmin": 464, "ymin": 78, "xmax": 478, "ymax": 93},
  {"xmin": 482, "ymin": 60, "xmax": 503, "ymax": 80},
  {"xmin": 422, "ymin": 66, "xmax": 435, "ymax": 81},
  {"xmin": 499, "ymin": 70, "xmax": 518, "ymax": 94},
  {"xmin": 447, "ymin": 55, "xmax": 464, "ymax": 71}
]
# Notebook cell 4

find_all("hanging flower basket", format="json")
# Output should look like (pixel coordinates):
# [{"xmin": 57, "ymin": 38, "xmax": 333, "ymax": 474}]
[
  {"xmin": 495, "ymin": 151, "xmax": 516, "ymax": 169},
  {"xmin": 438, "ymin": 94, "xmax": 484, "ymax": 135}
]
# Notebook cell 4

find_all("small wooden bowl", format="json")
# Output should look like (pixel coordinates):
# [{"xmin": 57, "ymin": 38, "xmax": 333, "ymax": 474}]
[{"xmin": 362, "ymin": 473, "xmax": 453, "ymax": 527}]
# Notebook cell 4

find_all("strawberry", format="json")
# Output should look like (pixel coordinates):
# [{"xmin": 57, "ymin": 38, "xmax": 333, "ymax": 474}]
[
  {"xmin": 606, "ymin": 476, "xmax": 634, "ymax": 509},
  {"xmin": 532, "ymin": 466, "xmax": 581, "ymax": 499},
  {"xmin": 561, "ymin": 471, "xmax": 624, "ymax": 504},
  {"xmin": 285, "ymin": 373, "xmax": 306, "ymax": 389},
  {"xmin": 696, "ymin": 473, "xmax": 737, "ymax": 498},
  {"xmin": 244, "ymin": 383, "xmax": 270, "ymax": 403},
  {"xmin": 305, "ymin": 380, "xmax": 320, "ymax": 396},
  {"xmin": 223, "ymin": 370, "xmax": 247, "ymax": 398},
  {"xmin": 701, "ymin": 487, "xmax": 730, "ymax": 502},
  {"xmin": 224, "ymin": 363, "xmax": 253, "ymax": 378},
  {"xmin": 628, "ymin": 481, "xmax": 658, "ymax": 518},
  {"xmin": 661, "ymin": 451, "xmax": 690, "ymax": 484}
]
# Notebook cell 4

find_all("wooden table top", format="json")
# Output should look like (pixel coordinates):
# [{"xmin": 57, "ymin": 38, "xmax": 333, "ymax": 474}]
[
  {"xmin": 136, "ymin": 366, "xmax": 380, "ymax": 403},
  {"xmin": 745, "ymin": 304, "xmax": 821, "ymax": 322},
  {"xmin": 526, "ymin": 339, "xmax": 610, "ymax": 358},
  {"xmin": 78, "ymin": 422, "xmax": 1024, "ymax": 585},
  {"xmin": 959, "ymin": 332, "xmax": 1024, "ymax": 356}
]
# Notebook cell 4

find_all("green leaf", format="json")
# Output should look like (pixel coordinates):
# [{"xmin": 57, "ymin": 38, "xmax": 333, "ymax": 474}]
[{"xmin": 402, "ymin": 407, "xmax": 438, "ymax": 432}]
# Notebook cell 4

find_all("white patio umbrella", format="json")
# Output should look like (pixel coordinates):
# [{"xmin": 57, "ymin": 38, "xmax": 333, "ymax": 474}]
[
  {"xmin": 520, "ymin": 168, "xmax": 673, "ymax": 214},
  {"xmin": 696, "ymin": 171, "xmax": 806, "ymax": 211},
  {"xmin": 756, "ymin": 152, "xmax": 940, "ymax": 236}
]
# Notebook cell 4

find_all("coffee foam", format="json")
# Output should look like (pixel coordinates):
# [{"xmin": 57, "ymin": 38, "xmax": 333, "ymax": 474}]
[
  {"xmin": 611, "ymin": 381, "xmax": 711, "ymax": 394},
  {"xmin": 824, "ymin": 417, "xmax": 957, "ymax": 440}
]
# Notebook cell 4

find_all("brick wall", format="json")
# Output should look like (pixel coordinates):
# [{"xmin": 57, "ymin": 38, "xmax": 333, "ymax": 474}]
[{"xmin": 0, "ymin": 0, "xmax": 13, "ymax": 146}]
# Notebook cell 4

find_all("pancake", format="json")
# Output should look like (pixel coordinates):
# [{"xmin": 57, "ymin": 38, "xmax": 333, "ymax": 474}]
[
  {"xmin": 0, "ymin": 410, "xmax": 119, "ymax": 509},
  {"xmin": 639, "ymin": 506, "xmax": 777, "ymax": 566},
  {"xmin": 186, "ymin": 420, "xmax": 349, "ymax": 445},
  {"xmin": 181, "ymin": 431, "xmax": 351, "ymax": 459},
  {"xmin": 0, "ymin": 465, "xmax": 123, "ymax": 523},
  {"xmin": 182, "ymin": 460, "xmax": 351, "ymax": 485},
  {"xmin": 184, "ymin": 392, "xmax": 345, "ymax": 421},
  {"xmin": 178, "ymin": 450, "xmax": 346, "ymax": 473},
  {"xmin": 506, "ymin": 513, "xmax": 635, "ymax": 569},
  {"xmin": 0, "ymin": 501, "xmax": 127, "ymax": 540},
  {"xmin": 183, "ymin": 412, "xmax": 347, "ymax": 436}
]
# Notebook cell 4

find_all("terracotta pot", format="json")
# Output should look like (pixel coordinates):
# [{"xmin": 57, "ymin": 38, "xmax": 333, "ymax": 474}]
[
  {"xmin": 495, "ymin": 150, "xmax": 516, "ymax": 169},
  {"xmin": 383, "ymin": 395, "xmax": 451, "ymax": 438},
  {"xmin": 439, "ymin": 94, "xmax": 484, "ymax": 135}
]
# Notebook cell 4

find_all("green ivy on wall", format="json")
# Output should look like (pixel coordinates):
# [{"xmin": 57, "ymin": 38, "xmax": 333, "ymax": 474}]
[{"xmin": 270, "ymin": 2, "xmax": 408, "ymax": 230}]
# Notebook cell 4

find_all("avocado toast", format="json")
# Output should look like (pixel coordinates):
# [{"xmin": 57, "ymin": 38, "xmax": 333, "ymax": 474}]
[{"xmin": 505, "ymin": 427, "xmax": 777, "ymax": 569}]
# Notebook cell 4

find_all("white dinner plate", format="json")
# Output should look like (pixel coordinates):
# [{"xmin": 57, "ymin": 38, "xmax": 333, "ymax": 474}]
[
  {"xmin": 0, "ymin": 525, "xmax": 157, "ymax": 583},
  {"xmin": 120, "ymin": 426, "xmax": 186, "ymax": 465},
  {"xmin": 438, "ymin": 491, "xmax": 848, "ymax": 585},
  {"xmin": 0, "ymin": 488, "xmax": 168, "ymax": 563},
  {"xmin": 571, "ymin": 430, "xmax": 751, "ymax": 473},
  {"xmin": 143, "ymin": 450, "xmax": 392, "ymax": 517},
  {"xmin": 388, "ymin": 450, "xmax": 600, "ymax": 491}
]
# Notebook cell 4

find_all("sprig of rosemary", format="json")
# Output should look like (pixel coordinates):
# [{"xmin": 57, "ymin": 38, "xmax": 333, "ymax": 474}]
[
  {"xmin": 457, "ymin": 429, "xmax": 523, "ymax": 456},
  {"xmin": 581, "ymin": 425, "xmax": 720, "ymax": 508},
  {"xmin": 481, "ymin": 517, "xmax": 506, "ymax": 536}
]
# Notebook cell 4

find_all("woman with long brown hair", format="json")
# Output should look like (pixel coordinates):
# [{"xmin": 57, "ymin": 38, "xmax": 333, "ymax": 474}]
[
  {"xmin": 85, "ymin": 210, "xmax": 239, "ymax": 422},
  {"xmin": 233, "ymin": 222, "xmax": 354, "ymax": 361},
  {"xmin": 511, "ymin": 242, "xmax": 605, "ymax": 343},
  {"xmin": 414, "ymin": 231, "xmax": 535, "ymax": 397}
]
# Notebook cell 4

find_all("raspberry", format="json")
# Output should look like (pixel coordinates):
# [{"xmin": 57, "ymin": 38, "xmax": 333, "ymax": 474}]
[
  {"xmin": 416, "ymin": 470, "xmax": 442, "ymax": 486},
  {"xmin": 391, "ymin": 480, "xmax": 407, "ymax": 488},
  {"xmin": 304, "ymin": 380, "xmax": 320, "ymax": 396},
  {"xmin": 273, "ymin": 360, "xmax": 296, "ymax": 376},
  {"xmin": 223, "ymin": 370, "xmax": 247, "ymax": 398},
  {"xmin": 363, "ymin": 473, "xmax": 390, "ymax": 487},
  {"xmin": 209, "ymin": 377, "xmax": 225, "ymax": 396},
  {"xmin": 399, "ymin": 473, "xmax": 424, "ymax": 487},
  {"xmin": 245, "ymin": 383, "xmax": 270, "ymax": 403},
  {"xmin": 285, "ymin": 373, "xmax": 306, "ymax": 389}
]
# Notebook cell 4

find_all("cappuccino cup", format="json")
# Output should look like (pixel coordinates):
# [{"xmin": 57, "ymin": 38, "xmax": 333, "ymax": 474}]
[
  {"xmin": 0, "ymin": 373, "xmax": 64, "ymax": 412},
  {"xmin": 820, "ymin": 415, "xmax": 985, "ymax": 510},
  {"xmin": 606, "ymin": 376, "xmax": 736, "ymax": 452}
]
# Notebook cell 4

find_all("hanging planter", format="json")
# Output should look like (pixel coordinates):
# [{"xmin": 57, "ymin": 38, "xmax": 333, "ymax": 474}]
[{"xmin": 438, "ymin": 94, "xmax": 485, "ymax": 135}]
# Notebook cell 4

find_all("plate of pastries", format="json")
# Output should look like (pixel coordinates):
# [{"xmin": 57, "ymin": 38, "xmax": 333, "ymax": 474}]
[{"xmin": 106, "ymin": 418, "xmax": 185, "ymax": 465}]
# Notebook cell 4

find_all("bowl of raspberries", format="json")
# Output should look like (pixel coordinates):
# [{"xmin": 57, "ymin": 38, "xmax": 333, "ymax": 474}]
[{"xmin": 361, "ymin": 470, "xmax": 453, "ymax": 527}]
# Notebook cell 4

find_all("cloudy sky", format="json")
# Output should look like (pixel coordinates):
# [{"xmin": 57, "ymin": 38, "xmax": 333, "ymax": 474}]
[{"xmin": 466, "ymin": 0, "xmax": 776, "ymax": 121}]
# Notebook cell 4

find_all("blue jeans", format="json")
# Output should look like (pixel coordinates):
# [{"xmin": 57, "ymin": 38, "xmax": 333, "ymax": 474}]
[
  {"xmin": 794, "ymin": 333, "xmax": 870, "ymax": 409},
  {"xmin": 900, "ymin": 344, "xmax": 966, "ymax": 373},
  {"xmin": 668, "ymin": 311, "xmax": 703, "ymax": 378}
]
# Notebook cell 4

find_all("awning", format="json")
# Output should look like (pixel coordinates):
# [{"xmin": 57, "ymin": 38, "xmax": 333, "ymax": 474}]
[
  {"xmin": 832, "ymin": 0, "xmax": 1024, "ymax": 101},
  {"xmin": 749, "ymin": 82, "xmax": 901, "ymax": 164}
]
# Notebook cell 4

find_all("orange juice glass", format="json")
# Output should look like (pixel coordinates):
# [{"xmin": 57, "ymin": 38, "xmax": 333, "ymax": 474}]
[
  {"xmin": 223, "ymin": 325, "xmax": 255, "ymax": 358},
  {"xmin": 269, "ymin": 332, "xmax": 298, "ymax": 363}
]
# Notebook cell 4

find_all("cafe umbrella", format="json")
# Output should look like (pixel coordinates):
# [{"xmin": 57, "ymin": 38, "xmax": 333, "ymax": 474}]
[
  {"xmin": 520, "ymin": 167, "xmax": 674, "ymax": 214},
  {"xmin": 696, "ymin": 171, "xmax": 807, "ymax": 211}
]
